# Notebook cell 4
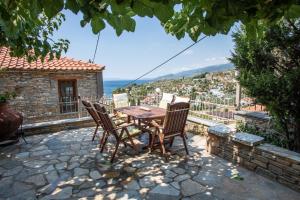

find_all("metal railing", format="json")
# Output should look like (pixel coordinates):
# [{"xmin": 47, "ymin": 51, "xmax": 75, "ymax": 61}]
[
  {"xmin": 9, "ymin": 96, "xmax": 104, "ymax": 124},
  {"xmin": 9, "ymin": 92, "xmax": 265, "ymax": 125},
  {"xmin": 189, "ymin": 96, "xmax": 236, "ymax": 123},
  {"xmin": 129, "ymin": 94, "xmax": 236, "ymax": 124}
]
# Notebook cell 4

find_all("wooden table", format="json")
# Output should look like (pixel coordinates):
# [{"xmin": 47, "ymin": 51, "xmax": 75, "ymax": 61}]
[
  {"xmin": 115, "ymin": 105, "xmax": 166, "ymax": 123},
  {"xmin": 115, "ymin": 106, "xmax": 166, "ymax": 149}
]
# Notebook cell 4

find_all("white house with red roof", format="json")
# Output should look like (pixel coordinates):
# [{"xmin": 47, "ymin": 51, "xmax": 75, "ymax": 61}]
[{"xmin": 0, "ymin": 47, "xmax": 105, "ymax": 123}]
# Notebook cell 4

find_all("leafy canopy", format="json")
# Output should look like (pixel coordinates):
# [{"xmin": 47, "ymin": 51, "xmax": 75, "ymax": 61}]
[
  {"xmin": 230, "ymin": 19, "xmax": 300, "ymax": 152},
  {"xmin": 1, "ymin": 0, "xmax": 300, "ymax": 60}
]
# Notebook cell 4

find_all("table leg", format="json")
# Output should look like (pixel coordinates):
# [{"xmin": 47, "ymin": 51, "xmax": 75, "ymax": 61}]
[{"xmin": 127, "ymin": 115, "xmax": 131, "ymax": 123}]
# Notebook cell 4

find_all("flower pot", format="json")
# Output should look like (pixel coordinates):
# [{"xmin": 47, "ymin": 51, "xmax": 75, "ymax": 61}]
[{"xmin": 0, "ymin": 102, "xmax": 23, "ymax": 143}]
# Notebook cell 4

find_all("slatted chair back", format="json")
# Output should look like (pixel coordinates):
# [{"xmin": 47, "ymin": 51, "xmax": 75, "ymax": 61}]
[
  {"xmin": 82, "ymin": 100, "xmax": 101, "ymax": 125},
  {"xmin": 163, "ymin": 102, "xmax": 190, "ymax": 136},
  {"xmin": 113, "ymin": 93, "xmax": 129, "ymax": 108},
  {"xmin": 93, "ymin": 103, "xmax": 116, "ymax": 133},
  {"xmin": 158, "ymin": 93, "xmax": 175, "ymax": 109},
  {"xmin": 173, "ymin": 96, "xmax": 190, "ymax": 103}
]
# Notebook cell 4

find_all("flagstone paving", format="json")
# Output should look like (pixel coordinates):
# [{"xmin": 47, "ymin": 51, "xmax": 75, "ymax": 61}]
[{"xmin": 0, "ymin": 127, "xmax": 299, "ymax": 200}]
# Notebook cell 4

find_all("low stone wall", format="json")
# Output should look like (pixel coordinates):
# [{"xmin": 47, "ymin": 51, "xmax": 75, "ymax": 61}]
[
  {"xmin": 22, "ymin": 117, "xmax": 95, "ymax": 135},
  {"xmin": 234, "ymin": 111, "xmax": 272, "ymax": 132},
  {"xmin": 206, "ymin": 125, "xmax": 300, "ymax": 192},
  {"xmin": 186, "ymin": 116, "xmax": 220, "ymax": 135},
  {"xmin": 186, "ymin": 122, "xmax": 209, "ymax": 135}
]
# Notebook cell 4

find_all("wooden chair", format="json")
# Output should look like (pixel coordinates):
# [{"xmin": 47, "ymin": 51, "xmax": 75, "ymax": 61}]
[
  {"xmin": 113, "ymin": 93, "xmax": 129, "ymax": 108},
  {"xmin": 82, "ymin": 100, "xmax": 102, "ymax": 141},
  {"xmin": 93, "ymin": 103, "xmax": 142, "ymax": 163},
  {"xmin": 112, "ymin": 93, "xmax": 130, "ymax": 120},
  {"xmin": 158, "ymin": 93, "xmax": 174, "ymax": 109},
  {"xmin": 82, "ymin": 100, "xmax": 126, "ymax": 141},
  {"xmin": 148, "ymin": 102, "xmax": 190, "ymax": 158},
  {"xmin": 93, "ymin": 103, "xmax": 126, "ymax": 126},
  {"xmin": 173, "ymin": 96, "xmax": 190, "ymax": 103}
]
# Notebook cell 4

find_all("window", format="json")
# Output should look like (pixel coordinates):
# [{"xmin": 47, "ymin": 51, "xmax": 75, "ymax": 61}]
[{"xmin": 58, "ymin": 80, "xmax": 78, "ymax": 113}]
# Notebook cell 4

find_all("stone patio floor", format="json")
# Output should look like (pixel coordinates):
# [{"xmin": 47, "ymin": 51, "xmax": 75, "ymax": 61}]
[{"xmin": 0, "ymin": 127, "xmax": 299, "ymax": 200}]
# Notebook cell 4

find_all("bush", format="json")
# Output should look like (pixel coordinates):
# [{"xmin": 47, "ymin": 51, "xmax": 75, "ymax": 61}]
[
  {"xmin": 237, "ymin": 122, "xmax": 288, "ymax": 149},
  {"xmin": 230, "ymin": 19, "xmax": 300, "ymax": 152}
]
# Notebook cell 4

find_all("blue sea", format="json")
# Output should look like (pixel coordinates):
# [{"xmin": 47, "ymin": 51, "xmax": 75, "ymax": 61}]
[{"xmin": 103, "ymin": 80, "xmax": 149, "ymax": 96}]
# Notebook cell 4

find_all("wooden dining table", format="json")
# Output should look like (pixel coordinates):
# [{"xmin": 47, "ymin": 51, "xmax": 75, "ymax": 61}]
[
  {"xmin": 114, "ymin": 105, "xmax": 166, "ymax": 148},
  {"xmin": 114, "ymin": 105, "xmax": 166, "ymax": 125}
]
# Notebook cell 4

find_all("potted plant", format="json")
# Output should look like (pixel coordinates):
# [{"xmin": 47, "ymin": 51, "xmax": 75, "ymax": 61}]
[
  {"xmin": 0, "ymin": 91, "xmax": 16, "ymax": 103},
  {"xmin": 0, "ymin": 91, "xmax": 23, "ymax": 145}
]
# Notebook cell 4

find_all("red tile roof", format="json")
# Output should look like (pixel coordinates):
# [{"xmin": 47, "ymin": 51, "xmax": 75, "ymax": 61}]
[{"xmin": 0, "ymin": 47, "xmax": 105, "ymax": 72}]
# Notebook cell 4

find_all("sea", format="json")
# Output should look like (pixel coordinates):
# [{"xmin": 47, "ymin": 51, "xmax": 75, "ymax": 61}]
[{"xmin": 103, "ymin": 80, "xmax": 149, "ymax": 97}]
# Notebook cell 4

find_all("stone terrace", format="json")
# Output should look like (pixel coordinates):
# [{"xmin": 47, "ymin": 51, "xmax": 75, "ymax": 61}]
[{"xmin": 0, "ymin": 127, "xmax": 299, "ymax": 200}]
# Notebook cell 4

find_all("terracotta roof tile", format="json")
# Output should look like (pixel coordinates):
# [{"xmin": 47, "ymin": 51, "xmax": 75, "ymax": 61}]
[{"xmin": 0, "ymin": 47, "xmax": 105, "ymax": 72}]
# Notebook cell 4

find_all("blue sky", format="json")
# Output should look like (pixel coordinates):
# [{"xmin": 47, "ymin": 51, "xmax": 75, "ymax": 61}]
[{"xmin": 55, "ymin": 11, "xmax": 235, "ymax": 80}]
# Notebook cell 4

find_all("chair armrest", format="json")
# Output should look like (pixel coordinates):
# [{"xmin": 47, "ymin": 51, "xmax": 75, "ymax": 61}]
[
  {"xmin": 109, "ymin": 113, "xmax": 117, "ymax": 118},
  {"xmin": 150, "ymin": 120, "xmax": 162, "ymax": 129}
]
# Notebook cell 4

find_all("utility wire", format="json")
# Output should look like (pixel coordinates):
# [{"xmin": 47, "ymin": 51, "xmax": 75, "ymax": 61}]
[
  {"xmin": 123, "ymin": 35, "xmax": 208, "ymax": 87},
  {"xmin": 92, "ymin": 32, "xmax": 101, "ymax": 63}
]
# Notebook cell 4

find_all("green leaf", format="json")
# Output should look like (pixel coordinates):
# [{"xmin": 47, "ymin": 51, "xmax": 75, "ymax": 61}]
[
  {"xmin": 80, "ymin": 19, "xmax": 89, "ymax": 27},
  {"xmin": 110, "ymin": 1, "xmax": 132, "ymax": 15},
  {"xmin": 188, "ymin": 25, "xmax": 201, "ymax": 41},
  {"xmin": 132, "ymin": 1, "xmax": 154, "ymax": 17},
  {"xmin": 286, "ymin": 5, "xmax": 300, "ymax": 19},
  {"xmin": 65, "ymin": 0, "xmax": 80, "ymax": 14},
  {"xmin": 91, "ymin": 17, "xmax": 106, "ymax": 34},
  {"xmin": 115, "ymin": 28, "xmax": 123, "ymax": 36},
  {"xmin": 106, "ymin": 15, "xmax": 125, "ymax": 36},
  {"xmin": 121, "ymin": 16, "xmax": 136, "ymax": 32},
  {"xmin": 41, "ymin": 0, "xmax": 64, "ymax": 18},
  {"xmin": 153, "ymin": 4, "xmax": 174, "ymax": 23}
]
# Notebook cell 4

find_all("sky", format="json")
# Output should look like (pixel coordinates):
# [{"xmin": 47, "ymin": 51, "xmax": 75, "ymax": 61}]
[{"xmin": 54, "ymin": 11, "xmax": 236, "ymax": 80}]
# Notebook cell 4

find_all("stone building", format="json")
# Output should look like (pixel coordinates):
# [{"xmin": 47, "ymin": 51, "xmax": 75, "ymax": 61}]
[{"xmin": 0, "ymin": 47, "xmax": 105, "ymax": 123}]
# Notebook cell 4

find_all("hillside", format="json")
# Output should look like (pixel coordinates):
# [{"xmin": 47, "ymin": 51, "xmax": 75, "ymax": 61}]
[
  {"xmin": 153, "ymin": 63, "xmax": 234, "ymax": 80},
  {"xmin": 114, "ymin": 69, "xmax": 236, "ymax": 101}
]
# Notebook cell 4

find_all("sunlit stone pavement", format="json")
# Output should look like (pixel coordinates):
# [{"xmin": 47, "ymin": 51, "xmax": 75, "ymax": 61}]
[{"xmin": 0, "ymin": 127, "xmax": 299, "ymax": 200}]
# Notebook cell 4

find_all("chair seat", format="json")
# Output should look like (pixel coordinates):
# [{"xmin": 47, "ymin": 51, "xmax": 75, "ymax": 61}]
[
  {"xmin": 109, "ymin": 113, "xmax": 127, "ymax": 119},
  {"xmin": 113, "ymin": 118, "xmax": 126, "ymax": 126},
  {"xmin": 116, "ymin": 112, "xmax": 128, "ymax": 119},
  {"xmin": 121, "ymin": 125, "xmax": 142, "ymax": 139}
]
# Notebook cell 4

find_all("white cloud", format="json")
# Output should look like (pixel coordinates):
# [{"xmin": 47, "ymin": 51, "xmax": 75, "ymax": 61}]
[
  {"xmin": 204, "ymin": 56, "xmax": 228, "ymax": 63},
  {"xmin": 205, "ymin": 57, "xmax": 217, "ymax": 61}
]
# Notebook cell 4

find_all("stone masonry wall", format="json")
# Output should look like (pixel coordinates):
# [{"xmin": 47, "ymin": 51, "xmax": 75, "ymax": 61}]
[
  {"xmin": 23, "ymin": 117, "xmax": 95, "ymax": 136},
  {"xmin": 186, "ymin": 122, "xmax": 209, "ymax": 135},
  {"xmin": 206, "ymin": 125, "xmax": 300, "ymax": 192},
  {"xmin": 0, "ymin": 70, "xmax": 99, "ymax": 123},
  {"xmin": 234, "ymin": 111, "xmax": 273, "ymax": 133}
]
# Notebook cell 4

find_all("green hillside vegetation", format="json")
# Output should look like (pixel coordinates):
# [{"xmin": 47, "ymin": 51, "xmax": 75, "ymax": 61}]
[{"xmin": 114, "ymin": 70, "xmax": 236, "ymax": 100}]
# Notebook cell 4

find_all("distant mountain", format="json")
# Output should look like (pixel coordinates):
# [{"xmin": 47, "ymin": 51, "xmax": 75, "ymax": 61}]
[{"xmin": 152, "ymin": 63, "xmax": 234, "ymax": 80}]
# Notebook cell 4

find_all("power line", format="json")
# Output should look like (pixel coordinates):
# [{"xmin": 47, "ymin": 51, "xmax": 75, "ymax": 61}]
[
  {"xmin": 123, "ymin": 35, "xmax": 208, "ymax": 87},
  {"xmin": 92, "ymin": 32, "xmax": 101, "ymax": 63}
]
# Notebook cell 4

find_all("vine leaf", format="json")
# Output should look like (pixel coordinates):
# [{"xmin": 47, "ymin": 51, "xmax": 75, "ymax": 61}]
[{"xmin": 91, "ymin": 17, "xmax": 106, "ymax": 34}]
